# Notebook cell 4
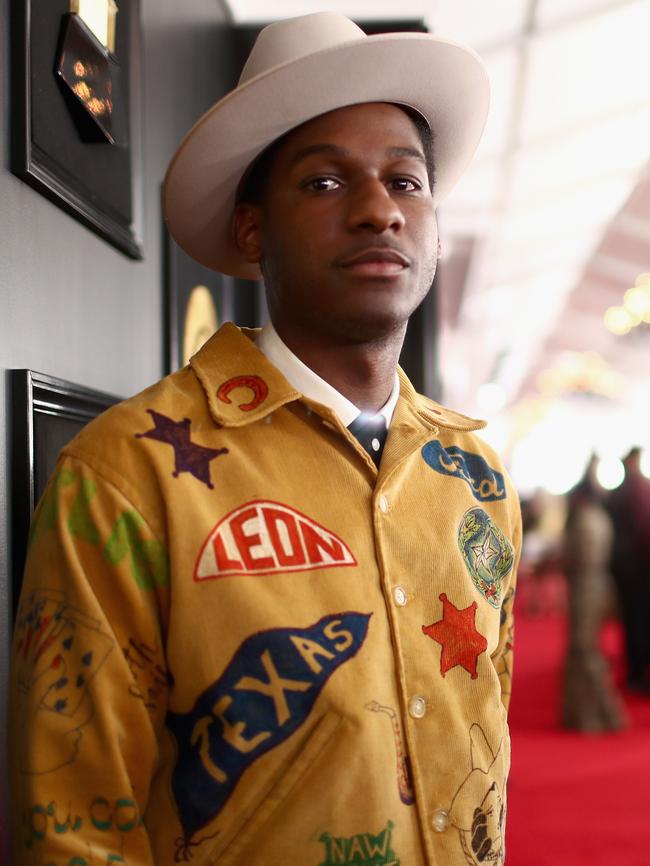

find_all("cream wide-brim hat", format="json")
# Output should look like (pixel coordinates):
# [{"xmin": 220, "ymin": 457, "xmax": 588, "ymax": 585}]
[{"xmin": 163, "ymin": 11, "xmax": 490, "ymax": 280}]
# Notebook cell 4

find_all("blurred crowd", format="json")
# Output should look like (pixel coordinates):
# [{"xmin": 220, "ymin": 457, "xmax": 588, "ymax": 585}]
[{"xmin": 519, "ymin": 448, "xmax": 650, "ymax": 733}]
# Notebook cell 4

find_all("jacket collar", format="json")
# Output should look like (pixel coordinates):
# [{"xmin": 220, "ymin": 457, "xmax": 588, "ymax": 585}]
[
  {"xmin": 191, "ymin": 322, "xmax": 485, "ymax": 433},
  {"xmin": 191, "ymin": 323, "xmax": 302, "ymax": 427},
  {"xmin": 396, "ymin": 367, "xmax": 486, "ymax": 433}
]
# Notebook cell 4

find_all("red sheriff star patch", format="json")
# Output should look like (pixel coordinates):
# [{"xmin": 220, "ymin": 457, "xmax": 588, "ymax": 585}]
[
  {"xmin": 136, "ymin": 409, "xmax": 228, "ymax": 489},
  {"xmin": 422, "ymin": 593, "xmax": 488, "ymax": 679}
]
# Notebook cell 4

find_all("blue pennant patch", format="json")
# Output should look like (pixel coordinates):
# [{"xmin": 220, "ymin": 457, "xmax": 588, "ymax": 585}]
[
  {"xmin": 167, "ymin": 612, "xmax": 371, "ymax": 841},
  {"xmin": 421, "ymin": 441, "xmax": 506, "ymax": 502}
]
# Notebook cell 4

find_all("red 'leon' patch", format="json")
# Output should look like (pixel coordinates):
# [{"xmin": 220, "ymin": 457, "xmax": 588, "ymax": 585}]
[{"xmin": 194, "ymin": 500, "xmax": 357, "ymax": 580}]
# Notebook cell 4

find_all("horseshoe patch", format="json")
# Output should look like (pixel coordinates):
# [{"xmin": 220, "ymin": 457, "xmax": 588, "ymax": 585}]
[{"xmin": 217, "ymin": 375, "xmax": 268, "ymax": 411}]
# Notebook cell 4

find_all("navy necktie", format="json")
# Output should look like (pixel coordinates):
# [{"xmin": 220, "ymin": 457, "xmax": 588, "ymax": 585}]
[{"xmin": 347, "ymin": 412, "xmax": 388, "ymax": 467}]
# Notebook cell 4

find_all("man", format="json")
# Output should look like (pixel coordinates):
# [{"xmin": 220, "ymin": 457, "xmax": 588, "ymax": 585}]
[
  {"xmin": 10, "ymin": 12, "xmax": 521, "ymax": 866},
  {"xmin": 607, "ymin": 447, "xmax": 650, "ymax": 691}
]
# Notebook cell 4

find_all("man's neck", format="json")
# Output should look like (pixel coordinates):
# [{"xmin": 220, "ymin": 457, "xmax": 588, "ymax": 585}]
[{"xmin": 271, "ymin": 321, "xmax": 405, "ymax": 413}]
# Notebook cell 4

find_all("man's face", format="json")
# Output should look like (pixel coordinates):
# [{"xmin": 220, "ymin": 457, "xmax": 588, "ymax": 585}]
[{"xmin": 236, "ymin": 102, "xmax": 438, "ymax": 346}]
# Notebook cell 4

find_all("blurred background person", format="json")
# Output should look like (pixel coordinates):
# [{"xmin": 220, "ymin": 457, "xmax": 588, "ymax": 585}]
[
  {"xmin": 608, "ymin": 447, "xmax": 650, "ymax": 693},
  {"xmin": 562, "ymin": 458, "xmax": 625, "ymax": 731}
]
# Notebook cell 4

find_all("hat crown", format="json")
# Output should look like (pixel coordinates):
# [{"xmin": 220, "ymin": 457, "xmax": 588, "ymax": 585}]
[{"xmin": 239, "ymin": 12, "xmax": 366, "ymax": 84}]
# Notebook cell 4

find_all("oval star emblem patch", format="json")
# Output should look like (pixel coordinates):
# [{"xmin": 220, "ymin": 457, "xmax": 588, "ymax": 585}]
[{"xmin": 457, "ymin": 507, "xmax": 514, "ymax": 608}]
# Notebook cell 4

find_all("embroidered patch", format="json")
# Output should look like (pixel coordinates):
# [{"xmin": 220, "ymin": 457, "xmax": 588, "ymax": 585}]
[
  {"xmin": 217, "ymin": 375, "xmax": 268, "ymax": 411},
  {"xmin": 67, "ymin": 477, "xmax": 100, "ymax": 545},
  {"xmin": 135, "ymin": 409, "xmax": 228, "ymax": 488},
  {"xmin": 122, "ymin": 639, "xmax": 171, "ymax": 713},
  {"xmin": 194, "ymin": 500, "xmax": 357, "ymax": 580},
  {"xmin": 13, "ymin": 588, "xmax": 114, "ymax": 774},
  {"xmin": 28, "ymin": 468, "xmax": 78, "ymax": 549},
  {"xmin": 318, "ymin": 820, "xmax": 399, "ymax": 865},
  {"xmin": 457, "ymin": 508, "xmax": 514, "ymax": 608},
  {"xmin": 448, "ymin": 725, "xmax": 505, "ymax": 866},
  {"xmin": 422, "ymin": 594, "xmax": 487, "ymax": 679},
  {"xmin": 365, "ymin": 702, "xmax": 414, "ymax": 805},
  {"xmin": 167, "ymin": 612, "xmax": 371, "ymax": 843},
  {"xmin": 104, "ymin": 510, "xmax": 169, "ymax": 591},
  {"xmin": 421, "ymin": 441, "xmax": 506, "ymax": 502},
  {"xmin": 23, "ymin": 795, "xmax": 142, "ymax": 850}
]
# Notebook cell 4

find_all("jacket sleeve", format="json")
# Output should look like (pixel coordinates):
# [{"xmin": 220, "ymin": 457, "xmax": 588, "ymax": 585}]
[
  {"xmin": 491, "ymin": 493, "xmax": 522, "ymax": 713},
  {"xmin": 9, "ymin": 455, "xmax": 171, "ymax": 866}
]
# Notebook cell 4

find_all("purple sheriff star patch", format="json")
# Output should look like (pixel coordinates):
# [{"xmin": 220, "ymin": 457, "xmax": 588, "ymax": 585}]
[{"xmin": 136, "ymin": 409, "xmax": 228, "ymax": 489}]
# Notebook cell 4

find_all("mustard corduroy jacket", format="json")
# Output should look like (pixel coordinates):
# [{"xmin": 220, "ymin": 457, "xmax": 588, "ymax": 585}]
[{"xmin": 10, "ymin": 323, "xmax": 521, "ymax": 866}]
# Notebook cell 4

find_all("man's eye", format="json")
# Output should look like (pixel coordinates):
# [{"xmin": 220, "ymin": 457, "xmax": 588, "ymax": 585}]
[
  {"xmin": 389, "ymin": 177, "xmax": 421, "ymax": 192},
  {"xmin": 305, "ymin": 177, "xmax": 341, "ymax": 191}
]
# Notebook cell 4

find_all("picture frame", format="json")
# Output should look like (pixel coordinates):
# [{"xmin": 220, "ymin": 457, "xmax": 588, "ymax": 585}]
[
  {"xmin": 11, "ymin": 0, "xmax": 144, "ymax": 259},
  {"xmin": 164, "ymin": 229, "xmax": 267, "ymax": 374},
  {"xmin": 10, "ymin": 369, "xmax": 121, "ymax": 615},
  {"xmin": 164, "ymin": 231, "xmax": 236, "ymax": 374}
]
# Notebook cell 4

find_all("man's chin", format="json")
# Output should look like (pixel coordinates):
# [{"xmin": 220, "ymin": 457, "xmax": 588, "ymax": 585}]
[{"xmin": 316, "ymin": 309, "xmax": 411, "ymax": 345}]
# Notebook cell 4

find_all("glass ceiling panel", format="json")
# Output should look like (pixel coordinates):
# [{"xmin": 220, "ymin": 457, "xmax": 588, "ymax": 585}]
[
  {"xmin": 472, "ymin": 48, "xmax": 520, "ymax": 160},
  {"xmin": 535, "ymin": 0, "xmax": 648, "ymax": 28},
  {"xmin": 231, "ymin": 0, "xmax": 438, "ymax": 22},
  {"xmin": 425, "ymin": 0, "xmax": 530, "ymax": 49},
  {"xmin": 522, "ymin": 1, "xmax": 650, "ymax": 141},
  {"xmin": 509, "ymin": 105, "xmax": 650, "ymax": 205},
  {"xmin": 502, "ymin": 175, "xmax": 633, "ymax": 244}
]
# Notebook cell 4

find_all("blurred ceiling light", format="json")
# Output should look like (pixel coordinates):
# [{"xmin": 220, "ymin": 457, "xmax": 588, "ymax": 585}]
[
  {"xmin": 604, "ymin": 305, "xmax": 633, "ymax": 335},
  {"xmin": 623, "ymin": 286, "xmax": 650, "ymax": 321},
  {"xmin": 536, "ymin": 350, "xmax": 623, "ymax": 397},
  {"xmin": 604, "ymin": 274, "xmax": 650, "ymax": 334},
  {"xmin": 595, "ymin": 456, "xmax": 624, "ymax": 491},
  {"xmin": 509, "ymin": 404, "xmax": 591, "ymax": 497}
]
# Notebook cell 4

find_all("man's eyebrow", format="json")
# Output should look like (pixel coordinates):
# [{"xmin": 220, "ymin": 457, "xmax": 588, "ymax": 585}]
[{"xmin": 387, "ymin": 146, "xmax": 426, "ymax": 164}]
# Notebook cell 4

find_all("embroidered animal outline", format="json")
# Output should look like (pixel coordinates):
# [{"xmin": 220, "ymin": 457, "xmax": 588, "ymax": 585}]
[{"xmin": 448, "ymin": 724, "xmax": 506, "ymax": 866}]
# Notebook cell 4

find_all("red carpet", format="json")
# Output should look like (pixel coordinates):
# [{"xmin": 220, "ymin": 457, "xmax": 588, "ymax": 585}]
[{"xmin": 506, "ymin": 606, "xmax": 650, "ymax": 865}]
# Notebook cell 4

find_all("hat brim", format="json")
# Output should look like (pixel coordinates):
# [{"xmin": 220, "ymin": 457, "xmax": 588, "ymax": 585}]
[{"xmin": 163, "ymin": 32, "xmax": 489, "ymax": 279}]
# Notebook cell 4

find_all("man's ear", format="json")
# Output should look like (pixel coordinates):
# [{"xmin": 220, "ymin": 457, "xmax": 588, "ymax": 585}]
[{"xmin": 232, "ymin": 203, "xmax": 263, "ymax": 264}]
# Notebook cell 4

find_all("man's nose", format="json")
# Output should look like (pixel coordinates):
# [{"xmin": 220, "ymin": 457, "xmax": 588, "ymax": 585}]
[{"xmin": 346, "ymin": 178, "xmax": 406, "ymax": 233}]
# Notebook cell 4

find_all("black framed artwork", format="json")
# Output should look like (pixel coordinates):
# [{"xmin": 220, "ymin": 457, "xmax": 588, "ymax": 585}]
[
  {"xmin": 11, "ymin": 0, "xmax": 143, "ymax": 258},
  {"xmin": 10, "ymin": 370, "xmax": 121, "ymax": 615},
  {"xmin": 164, "ymin": 231, "xmax": 236, "ymax": 373},
  {"xmin": 164, "ymin": 230, "xmax": 267, "ymax": 374}
]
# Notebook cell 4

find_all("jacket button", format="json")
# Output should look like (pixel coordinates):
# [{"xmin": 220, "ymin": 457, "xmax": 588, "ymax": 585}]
[
  {"xmin": 378, "ymin": 495, "xmax": 389, "ymax": 513},
  {"xmin": 431, "ymin": 809, "xmax": 449, "ymax": 833},
  {"xmin": 409, "ymin": 696, "xmax": 426, "ymax": 719},
  {"xmin": 393, "ymin": 586, "xmax": 407, "ymax": 607}
]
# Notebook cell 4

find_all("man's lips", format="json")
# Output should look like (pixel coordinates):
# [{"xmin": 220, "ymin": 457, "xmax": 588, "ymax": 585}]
[{"xmin": 336, "ymin": 247, "xmax": 410, "ymax": 277}]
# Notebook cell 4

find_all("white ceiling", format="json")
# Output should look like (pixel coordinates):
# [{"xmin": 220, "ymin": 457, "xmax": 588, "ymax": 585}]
[{"xmin": 225, "ymin": 0, "xmax": 650, "ymax": 458}]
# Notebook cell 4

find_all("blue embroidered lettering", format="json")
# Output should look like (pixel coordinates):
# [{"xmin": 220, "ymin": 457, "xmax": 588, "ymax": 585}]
[
  {"xmin": 168, "ymin": 612, "xmax": 371, "ymax": 843},
  {"xmin": 421, "ymin": 442, "xmax": 506, "ymax": 502}
]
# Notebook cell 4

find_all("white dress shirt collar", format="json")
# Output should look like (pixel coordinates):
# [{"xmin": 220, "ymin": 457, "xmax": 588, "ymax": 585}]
[{"xmin": 256, "ymin": 322, "xmax": 400, "ymax": 428}]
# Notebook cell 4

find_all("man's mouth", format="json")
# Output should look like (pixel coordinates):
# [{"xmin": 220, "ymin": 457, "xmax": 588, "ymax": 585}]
[{"xmin": 337, "ymin": 247, "xmax": 410, "ymax": 276}]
